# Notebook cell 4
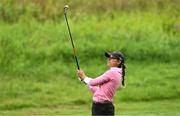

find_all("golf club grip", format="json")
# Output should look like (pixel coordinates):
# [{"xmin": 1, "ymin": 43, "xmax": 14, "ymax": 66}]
[{"xmin": 64, "ymin": 10, "xmax": 80, "ymax": 70}]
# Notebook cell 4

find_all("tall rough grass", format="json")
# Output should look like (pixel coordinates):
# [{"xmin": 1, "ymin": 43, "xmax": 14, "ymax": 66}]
[
  {"xmin": 0, "ymin": 12, "xmax": 179, "ymax": 76},
  {"xmin": 0, "ymin": 0, "xmax": 179, "ymax": 22}
]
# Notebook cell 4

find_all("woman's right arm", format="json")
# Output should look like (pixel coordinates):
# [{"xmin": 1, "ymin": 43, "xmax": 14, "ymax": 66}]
[{"xmin": 88, "ymin": 85, "xmax": 99, "ymax": 93}]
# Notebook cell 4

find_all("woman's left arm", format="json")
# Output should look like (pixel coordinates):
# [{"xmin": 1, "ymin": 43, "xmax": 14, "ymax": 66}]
[
  {"xmin": 84, "ymin": 70, "xmax": 111, "ymax": 86},
  {"xmin": 77, "ymin": 69, "xmax": 111, "ymax": 86}
]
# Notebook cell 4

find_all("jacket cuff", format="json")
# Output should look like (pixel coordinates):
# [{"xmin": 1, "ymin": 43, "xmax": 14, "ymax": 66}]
[{"xmin": 84, "ymin": 77, "xmax": 91, "ymax": 84}]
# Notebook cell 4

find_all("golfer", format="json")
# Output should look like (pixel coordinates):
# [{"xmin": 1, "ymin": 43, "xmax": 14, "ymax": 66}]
[{"xmin": 77, "ymin": 51, "xmax": 126, "ymax": 116}]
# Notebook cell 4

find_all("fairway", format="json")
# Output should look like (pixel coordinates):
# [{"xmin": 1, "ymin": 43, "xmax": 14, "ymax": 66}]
[
  {"xmin": 1, "ymin": 99, "xmax": 180, "ymax": 115},
  {"xmin": 0, "ymin": 62, "xmax": 180, "ymax": 115}
]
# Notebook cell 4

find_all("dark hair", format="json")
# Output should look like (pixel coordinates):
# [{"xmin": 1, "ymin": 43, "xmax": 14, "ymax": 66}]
[
  {"xmin": 118, "ymin": 60, "xmax": 126, "ymax": 86},
  {"xmin": 105, "ymin": 51, "xmax": 126, "ymax": 86}
]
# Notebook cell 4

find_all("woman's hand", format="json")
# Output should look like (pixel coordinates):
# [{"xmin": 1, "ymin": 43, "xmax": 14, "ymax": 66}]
[{"xmin": 77, "ymin": 69, "xmax": 86, "ymax": 80}]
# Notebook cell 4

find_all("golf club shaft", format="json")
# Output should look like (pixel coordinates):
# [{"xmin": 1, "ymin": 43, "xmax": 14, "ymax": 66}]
[{"xmin": 64, "ymin": 7, "xmax": 80, "ymax": 70}]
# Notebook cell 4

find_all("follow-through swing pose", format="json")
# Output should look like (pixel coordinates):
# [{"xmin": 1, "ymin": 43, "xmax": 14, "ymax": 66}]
[{"xmin": 77, "ymin": 51, "xmax": 126, "ymax": 116}]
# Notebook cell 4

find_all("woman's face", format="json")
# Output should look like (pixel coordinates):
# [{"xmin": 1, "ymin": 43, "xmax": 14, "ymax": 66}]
[{"xmin": 107, "ymin": 56, "xmax": 121, "ymax": 67}]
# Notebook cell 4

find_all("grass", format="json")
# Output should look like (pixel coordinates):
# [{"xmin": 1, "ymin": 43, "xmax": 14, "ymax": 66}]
[
  {"xmin": 0, "ymin": 2, "xmax": 180, "ymax": 115},
  {"xmin": 0, "ymin": 61, "xmax": 180, "ymax": 115},
  {"xmin": 0, "ymin": 11, "xmax": 180, "ymax": 76},
  {"xmin": 0, "ymin": 99, "xmax": 180, "ymax": 115},
  {"xmin": 0, "ymin": 0, "xmax": 179, "ymax": 22}
]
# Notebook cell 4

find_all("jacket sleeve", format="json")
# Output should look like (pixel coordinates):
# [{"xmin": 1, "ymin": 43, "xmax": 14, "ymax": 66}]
[
  {"xmin": 89, "ymin": 70, "xmax": 111, "ymax": 86},
  {"xmin": 88, "ymin": 85, "xmax": 99, "ymax": 93}
]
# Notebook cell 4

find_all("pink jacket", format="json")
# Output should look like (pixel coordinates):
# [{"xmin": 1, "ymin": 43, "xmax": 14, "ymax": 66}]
[{"xmin": 84, "ymin": 67, "xmax": 122, "ymax": 103}]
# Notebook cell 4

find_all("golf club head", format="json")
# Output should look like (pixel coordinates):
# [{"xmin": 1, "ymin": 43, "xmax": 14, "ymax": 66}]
[{"xmin": 64, "ymin": 5, "xmax": 69, "ymax": 13}]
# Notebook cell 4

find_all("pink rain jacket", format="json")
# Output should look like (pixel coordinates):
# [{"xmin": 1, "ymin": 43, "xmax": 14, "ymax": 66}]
[{"xmin": 84, "ymin": 67, "xmax": 122, "ymax": 103}]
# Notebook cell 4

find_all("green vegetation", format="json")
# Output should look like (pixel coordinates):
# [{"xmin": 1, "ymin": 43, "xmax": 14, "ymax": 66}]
[
  {"xmin": 0, "ymin": 12, "xmax": 179, "ymax": 76},
  {"xmin": 0, "ymin": 0, "xmax": 180, "ymax": 115},
  {"xmin": 0, "ymin": 0, "xmax": 180, "ymax": 22},
  {"xmin": 0, "ymin": 61, "xmax": 180, "ymax": 115},
  {"xmin": 1, "ymin": 99, "xmax": 180, "ymax": 115}
]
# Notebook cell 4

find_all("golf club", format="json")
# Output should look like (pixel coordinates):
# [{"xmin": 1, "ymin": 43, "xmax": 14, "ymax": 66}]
[{"xmin": 64, "ymin": 5, "xmax": 80, "ymax": 70}]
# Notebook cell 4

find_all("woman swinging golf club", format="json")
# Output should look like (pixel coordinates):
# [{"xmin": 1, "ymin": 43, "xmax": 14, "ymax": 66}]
[{"xmin": 77, "ymin": 51, "xmax": 126, "ymax": 116}]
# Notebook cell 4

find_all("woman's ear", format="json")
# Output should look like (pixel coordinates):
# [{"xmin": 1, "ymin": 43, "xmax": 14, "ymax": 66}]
[{"xmin": 117, "ymin": 60, "xmax": 121, "ymax": 66}]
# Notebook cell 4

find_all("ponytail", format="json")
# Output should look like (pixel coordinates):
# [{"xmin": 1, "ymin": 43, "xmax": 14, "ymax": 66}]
[
  {"xmin": 118, "ymin": 61, "xmax": 126, "ymax": 86},
  {"xmin": 121, "ymin": 63, "xmax": 126, "ymax": 86}
]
